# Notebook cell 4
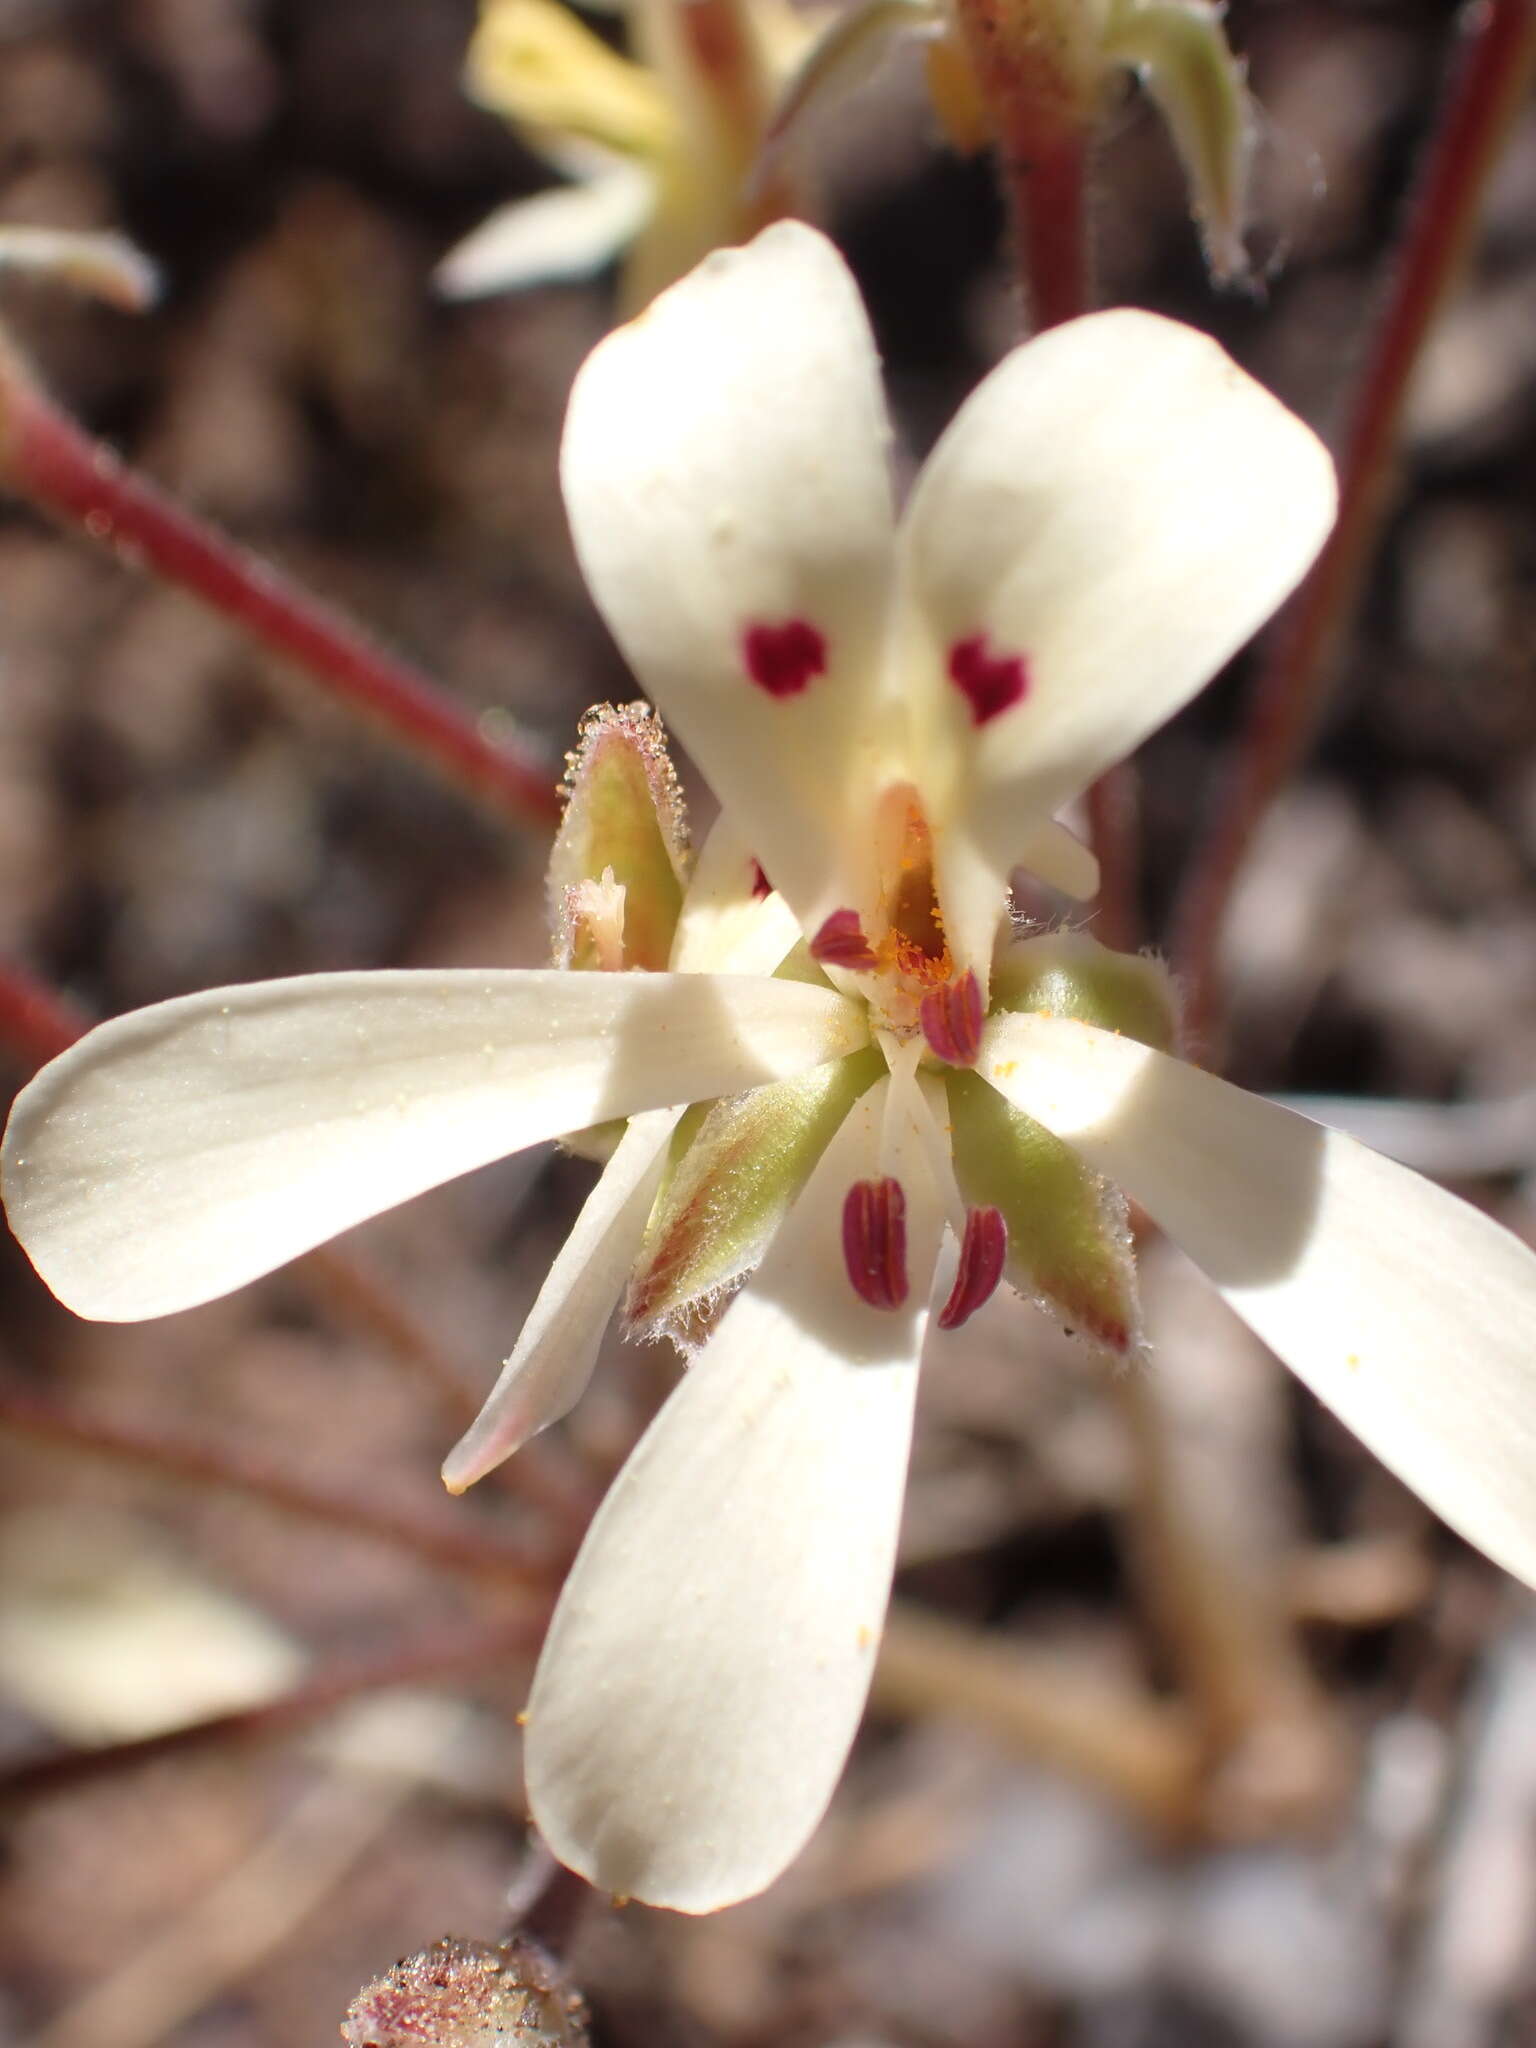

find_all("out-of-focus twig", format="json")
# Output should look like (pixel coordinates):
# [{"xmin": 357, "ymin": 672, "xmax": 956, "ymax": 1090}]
[
  {"xmin": 22, "ymin": 1706, "xmax": 480, "ymax": 2048},
  {"xmin": 1173, "ymin": 0, "xmax": 1536, "ymax": 1048},
  {"xmin": 0, "ymin": 344, "xmax": 560, "ymax": 834},
  {"xmin": 874, "ymin": 1601, "xmax": 1202, "ymax": 1838},
  {"xmin": 0, "ymin": 1385, "xmax": 546, "ymax": 1587},
  {"xmin": 0, "ymin": 1612, "xmax": 542, "ymax": 1808}
]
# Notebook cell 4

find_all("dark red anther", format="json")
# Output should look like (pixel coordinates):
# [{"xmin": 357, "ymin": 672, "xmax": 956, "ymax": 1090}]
[
  {"xmin": 749, "ymin": 859, "xmax": 772, "ymax": 898},
  {"xmin": 743, "ymin": 618, "xmax": 827, "ymax": 698},
  {"xmin": 842, "ymin": 1178, "xmax": 908, "ymax": 1310},
  {"xmin": 809, "ymin": 907, "xmax": 878, "ymax": 971},
  {"xmin": 938, "ymin": 1206, "xmax": 1008, "ymax": 1330},
  {"xmin": 948, "ymin": 634, "xmax": 1029, "ymax": 725},
  {"xmin": 919, "ymin": 969, "xmax": 984, "ymax": 1067}
]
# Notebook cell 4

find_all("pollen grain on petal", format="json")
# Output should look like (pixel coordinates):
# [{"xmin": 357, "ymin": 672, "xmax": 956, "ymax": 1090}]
[
  {"xmin": 742, "ymin": 618, "xmax": 828, "ymax": 698},
  {"xmin": 842, "ymin": 1176, "xmax": 908, "ymax": 1309},
  {"xmin": 920, "ymin": 969, "xmax": 984, "ymax": 1066},
  {"xmin": 810, "ymin": 907, "xmax": 879, "ymax": 971},
  {"xmin": 938, "ymin": 1205, "xmax": 1007, "ymax": 1329},
  {"xmin": 948, "ymin": 633, "xmax": 1030, "ymax": 725}
]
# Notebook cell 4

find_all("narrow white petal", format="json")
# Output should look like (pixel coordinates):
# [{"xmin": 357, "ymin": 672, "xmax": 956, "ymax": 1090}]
[
  {"xmin": 526, "ymin": 1070, "xmax": 942, "ymax": 1910},
  {"xmin": 435, "ymin": 164, "xmax": 656, "ymax": 299},
  {"xmin": 983, "ymin": 1013, "xmax": 1536, "ymax": 1590},
  {"xmin": 894, "ymin": 310, "xmax": 1335, "ymax": 970},
  {"xmin": 561, "ymin": 221, "xmax": 898, "ymax": 936},
  {"xmin": 442, "ymin": 1108, "xmax": 678, "ymax": 1492},
  {"xmin": 3, "ymin": 970, "xmax": 865, "ymax": 1322}
]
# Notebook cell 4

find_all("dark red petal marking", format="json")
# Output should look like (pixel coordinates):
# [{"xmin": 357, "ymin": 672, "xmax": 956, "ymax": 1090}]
[
  {"xmin": 749, "ymin": 859, "xmax": 772, "ymax": 899},
  {"xmin": 919, "ymin": 969, "xmax": 984, "ymax": 1067},
  {"xmin": 843, "ymin": 1178, "xmax": 909, "ymax": 1310},
  {"xmin": 743, "ymin": 618, "xmax": 827, "ymax": 698},
  {"xmin": 938, "ymin": 1207, "xmax": 1007, "ymax": 1330},
  {"xmin": 948, "ymin": 634, "xmax": 1029, "ymax": 725},
  {"xmin": 809, "ymin": 907, "xmax": 879, "ymax": 971}
]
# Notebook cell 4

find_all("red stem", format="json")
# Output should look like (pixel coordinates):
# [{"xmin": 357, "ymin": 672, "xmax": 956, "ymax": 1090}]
[
  {"xmin": 1172, "ymin": 0, "xmax": 1536, "ymax": 1048},
  {"xmin": 0, "ymin": 376, "xmax": 560, "ymax": 833}
]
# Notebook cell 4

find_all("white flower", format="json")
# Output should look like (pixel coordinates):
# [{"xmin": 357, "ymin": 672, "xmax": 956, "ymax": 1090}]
[{"xmin": 7, "ymin": 224, "xmax": 1536, "ymax": 1919}]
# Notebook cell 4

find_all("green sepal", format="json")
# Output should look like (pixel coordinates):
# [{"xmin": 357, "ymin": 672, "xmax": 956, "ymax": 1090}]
[
  {"xmin": 626, "ymin": 1045, "xmax": 885, "ymax": 1344},
  {"xmin": 548, "ymin": 702, "xmax": 688, "ymax": 972},
  {"xmin": 1103, "ymin": 0, "xmax": 1254, "ymax": 284},
  {"xmin": 990, "ymin": 930, "xmax": 1180, "ymax": 1053},
  {"xmin": 946, "ymin": 1066, "xmax": 1140, "ymax": 1354}
]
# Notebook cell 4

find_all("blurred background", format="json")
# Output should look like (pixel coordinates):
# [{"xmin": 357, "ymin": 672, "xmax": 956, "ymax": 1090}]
[{"xmin": 0, "ymin": 1, "xmax": 1535, "ymax": 2043}]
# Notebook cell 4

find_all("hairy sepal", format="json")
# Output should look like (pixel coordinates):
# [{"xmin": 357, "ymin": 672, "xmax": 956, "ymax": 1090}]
[
  {"xmin": 991, "ymin": 930, "xmax": 1180, "ymax": 1053},
  {"xmin": 946, "ymin": 1067, "xmax": 1141, "ymax": 1355},
  {"xmin": 626, "ymin": 1046, "xmax": 885, "ymax": 1345},
  {"xmin": 549, "ymin": 702, "xmax": 689, "ymax": 971}
]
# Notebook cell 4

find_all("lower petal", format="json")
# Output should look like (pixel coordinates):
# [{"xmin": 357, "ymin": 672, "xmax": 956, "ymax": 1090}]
[
  {"xmin": 982, "ymin": 1013, "xmax": 1536, "ymax": 1591},
  {"xmin": 3, "ymin": 969, "xmax": 864, "ymax": 1322},
  {"xmin": 524, "ymin": 1070, "xmax": 942, "ymax": 1911}
]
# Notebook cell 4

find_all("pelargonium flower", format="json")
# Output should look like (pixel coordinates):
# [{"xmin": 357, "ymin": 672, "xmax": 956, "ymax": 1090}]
[
  {"xmin": 8, "ymin": 224, "xmax": 1536, "ymax": 1918},
  {"xmin": 437, "ymin": 0, "xmax": 814, "ymax": 312}
]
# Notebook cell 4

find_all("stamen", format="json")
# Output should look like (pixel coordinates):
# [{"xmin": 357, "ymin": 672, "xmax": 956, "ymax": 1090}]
[
  {"xmin": 948, "ymin": 634, "xmax": 1029, "ymax": 725},
  {"xmin": 810, "ymin": 907, "xmax": 878, "ymax": 970},
  {"xmin": 742, "ymin": 618, "xmax": 827, "ymax": 698},
  {"xmin": 842, "ymin": 1177, "xmax": 908, "ymax": 1310},
  {"xmin": 938, "ymin": 1206, "xmax": 1007, "ymax": 1329},
  {"xmin": 919, "ymin": 969, "xmax": 984, "ymax": 1066},
  {"xmin": 749, "ymin": 859, "xmax": 772, "ymax": 899}
]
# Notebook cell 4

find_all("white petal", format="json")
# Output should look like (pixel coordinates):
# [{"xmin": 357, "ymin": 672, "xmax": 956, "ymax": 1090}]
[
  {"xmin": 561, "ymin": 221, "xmax": 898, "ymax": 936},
  {"xmin": 442, "ymin": 1108, "xmax": 679, "ymax": 1492},
  {"xmin": 1018, "ymin": 818, "xmax": 1100, "ymax": 902},
  {"xmin": 525, "ymin": 1068, "xmax": 942, "ymax": 1910},
  {"xmin": 669, "ymin": 813, "xmax": 801, "ymax": 975},
  {"xmin": 435, "ymin": 163, "xmax": 656, "ymax": 299},
  {"xmin": 3, "ymin": 970, "xmax": 865, "ymax": 1322},
  {"xmin": 894, "ymin": 310, "xmax": 1335, "ymax": 971},
  {"xmin": 983, "ymin": 1013, "xmax": 1536, "ymax": 1590}
]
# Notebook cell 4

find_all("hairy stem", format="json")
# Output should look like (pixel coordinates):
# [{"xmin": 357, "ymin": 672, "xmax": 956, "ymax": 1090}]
[
  {"xmin": 1172, "ymin": 0, "xmax": 1536, "ymax": 1048},
  {"xmin": 0, "ymin": 363, "xmax": 559, "ymax": 834}
]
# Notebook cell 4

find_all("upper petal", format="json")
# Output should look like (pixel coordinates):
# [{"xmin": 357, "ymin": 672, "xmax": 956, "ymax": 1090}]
[
  {"xmin": 560, "ymin": 221, "xmax": 899, "ymax": 935},
  {"xmin": 983, "ymin": 1012, "xmax": 1536, "ymax": 1591},
  {"xmin": 893, "ymin": 310, "xmax": 1335, "ymax": 972},
  {"xmin": 3, "ymin": 969, "xmax": 864, "ymax": 1322},
  {"xmin": 525, "ymin": 1067, "xmax": 942, "ymax": 1910}
]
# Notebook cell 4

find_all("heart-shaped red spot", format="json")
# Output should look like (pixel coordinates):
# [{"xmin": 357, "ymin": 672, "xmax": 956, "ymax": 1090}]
[
  {"xmin": 948, "ymin": 634, "xmax": 1029, "ymax": 725},
  {"xmin": 743, "ymin": 619, "xmax": 827, "ymax": 698}
]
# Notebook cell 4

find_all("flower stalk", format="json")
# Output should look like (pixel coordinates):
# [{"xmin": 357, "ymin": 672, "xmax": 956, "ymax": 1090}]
[{"xmin": 0, "ymin": 347, "xmax": 560, "ymax": 835}]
